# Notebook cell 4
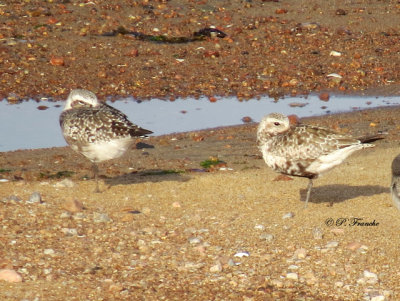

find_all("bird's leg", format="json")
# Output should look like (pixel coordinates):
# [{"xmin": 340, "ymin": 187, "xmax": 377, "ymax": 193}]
[
  {"xmin": 92, "ymin": 162, "xmax": 100, "ymax": 193},
  {"xmin": 304, "ymin": 178, "xmax": 313, "ymax": 208}
]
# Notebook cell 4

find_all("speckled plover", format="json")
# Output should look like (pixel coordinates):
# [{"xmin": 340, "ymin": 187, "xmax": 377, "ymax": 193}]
[
  {"xmin": 60, "ymin": 89, "xmax": 152, "ymax": 192},
  {"xmin": 257, "ymin": 113, "xmax": 382, "ymax": 208},
  {"xmin": 391, "ymin": 154, "xmax": 400, "ymax": 211}
]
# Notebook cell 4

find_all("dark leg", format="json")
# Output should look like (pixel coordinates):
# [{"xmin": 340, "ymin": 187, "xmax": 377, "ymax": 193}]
[
  {"xmin": 92, "ymin": 162, "xmax": 100, "ymax": 193},
  {"xmin": 304, "ymin": 178, "xmax": 313, "ymax": 208}
]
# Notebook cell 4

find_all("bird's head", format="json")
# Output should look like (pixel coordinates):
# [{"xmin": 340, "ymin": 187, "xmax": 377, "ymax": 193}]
[{"xmin": 63, "ymin": 89, "xmax": 100, "ymax": 111}]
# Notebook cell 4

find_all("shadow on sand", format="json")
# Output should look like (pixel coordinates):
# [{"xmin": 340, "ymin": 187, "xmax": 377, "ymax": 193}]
[
  {"xmin": 300, "ymin": 184, "xmax": 389, "ymax": 206},
  {"xmin": 104, "ymin": 169, "xmax": 191, "ymax": 188}
]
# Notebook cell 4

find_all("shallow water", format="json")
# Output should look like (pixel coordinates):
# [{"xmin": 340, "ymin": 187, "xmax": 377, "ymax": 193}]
[{"xmin": 0, "ymin": 94, "xmax": 399, "ymax": 152}]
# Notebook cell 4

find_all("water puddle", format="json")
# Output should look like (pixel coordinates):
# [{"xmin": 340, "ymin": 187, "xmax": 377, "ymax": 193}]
[{"xmin": 0, "ymin": 94, "xmax": 399, "ymax": 152}]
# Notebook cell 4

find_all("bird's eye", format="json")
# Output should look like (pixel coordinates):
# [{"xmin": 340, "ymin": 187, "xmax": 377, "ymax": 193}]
[{"xmin": 274, "ymin": 122, "xmax": 280, "ymax": 126}]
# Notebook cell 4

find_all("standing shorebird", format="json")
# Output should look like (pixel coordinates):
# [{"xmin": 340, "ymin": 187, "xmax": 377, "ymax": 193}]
[
  {"xmin": 60, "ymin": 89, "xmax": 153, "ymax": 192},
  {"xmin": 390, "ymin": 154, "xmax": 400, "ymax": 211},
  {"xmin": 257, "ymin": 113, "xmax": 382, "ymax": 208}
]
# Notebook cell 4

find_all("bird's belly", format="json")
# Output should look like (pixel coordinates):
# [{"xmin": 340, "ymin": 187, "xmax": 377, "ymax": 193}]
[
  {"xmin": 80, "ymin": 138, "xmax": 134, "ymax": 162},
  {"xmin": 262, "ymin": 152, "xmax": 316, "ymax": 178}
]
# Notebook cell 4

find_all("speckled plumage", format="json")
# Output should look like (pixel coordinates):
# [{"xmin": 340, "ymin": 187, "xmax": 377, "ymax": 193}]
[
  {"xmin": 390, "ymin": 154, "xmax": 400, "ymax": 211},
  {"xmin": 60, "ymin": 89, "xmax": 152, "ymax": 192},
  {"xmin": 257, "ymin": 113, "xmax": 379, "ymax": 207}
]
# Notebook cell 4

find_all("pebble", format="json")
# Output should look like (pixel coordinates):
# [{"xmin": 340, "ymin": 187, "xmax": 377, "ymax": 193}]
[
  {"xmin": 286, "ymin": 272, "xmax": 298, "ymax": 280},
  {"xmin": 293, "ymin": 248, "xmax": 307, "ymax": 259},
  {"xmin": 312, "ymin": 227, "xmax": 324, "ymax": 239},
  {"xmin": 326, "ymin": 241, "xmax": 339, "ymax": 248},
  {"xmin": 44, "ymin": 248, "xmax": 55, "ymax": 255},
  {"xmin": 254, "ymin": 224, "xmax": 265, "ymax": 230},
  {"xmin": 63, "ymin": 199, "xmax": 83, "ymax": 213},
  {"xmin": 172, "ymin": 202, "xmax": 181, "ymax": 208},
  {"xmin": 259, "ymin": 233, "xmax": 274, "ymax": 242},
  {"xmin": 282, "ymin": 212, "xmax": 294, "ymax": 219},
  {"xmin": 61, "ymin": 228, "xmax": 78, "ymax": 236},
  {"xmin": 54, "ymin": 178, "xmax": 75, "ymax": 188},
  {"xmin": 93, "ymin": 212, "xmax": 111, "ymax": 223},
  {"xmin": 234, "ymin": 251, "xmax": 250, "ymax": 258},
  {"xmin": 0, "ymin": 269, "xmax": 22, "ymax": 283},
  {"xmin": 209, "ymin": 261, "xmax": 223, "ymax": 272},
  {"xmin": 329, "ymin": 50, "xmax": 342, "ymax": 57},
  {"xmin": 188, "ymin": 237, "xmax": 202, "ymax": 244},
  {"xmin": 327, "ymin": 73, "xmax": 342, "ymax": 78},
  {"xmin": 27, "ymin": 191, "xmax": 42, "ymax": 203},
  {"xmin": 346, "ymin": 241, "xmax": 362, "ymax": 251}
]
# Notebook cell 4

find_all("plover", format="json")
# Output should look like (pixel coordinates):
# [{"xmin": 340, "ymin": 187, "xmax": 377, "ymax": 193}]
[
  {"xmin": 257, "ymin": 113, "xmax": 382, "ymax": 207},
  {"xmin": 60, "ymin": 89, "xmax": 153, "ymax": 192},
  {"xmin": 390, "ymin": 154, "xmax": 400, "ymax": 211}
]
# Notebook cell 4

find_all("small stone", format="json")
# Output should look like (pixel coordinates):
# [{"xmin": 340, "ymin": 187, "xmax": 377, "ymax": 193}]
[
  {"xmin": 286, "ymin": 272, "xmax": 298, "ymax": 280},
  {"xmin": 282, "ymin": 212, "xmax": 294, "ymax": 219},
  {"xmin": 43, "ymin": 249, "xmax": 55, "ymax": 255},
  {"xmin": 50, "ymin": 56, "xmax": 65, "ymax": 66},
  {"xmin": 346, "ymin": 241, "xmax": 362, "ymax": 251},
  {"xmin": 209, "ymin": 261, "xmax": 223, "ymax": 272},
  {"xmin": 329, "ymin": 51, "xmax": 342, "ymax": 57},
  {"xmin": 172, "ymin": 202, "xmax": 181, "ymax": 208},
  {"xmin": 254, "ymin": 224, "xmax": 265, "ymax": 230},
  {"xmin": 326, "ymin": 241, "xmax": 339, "ymax": 248},
  {"xmin": 63, "ymin": 199, "xmax": 83, "ymax": 213},
  {"xmin": 188, "ymin": 237, "xmax": 201, "ymax": 244},
  {"xmin": 312, "ymin": 227, "xmax": 323, "ymax": 239},
  {"xmin": 288, "ymin": 265, "xmax": 298, "ymax": 270},
  {"xmin": 241, "ymin": 116, "xmax": 253, "ymax": 123},
  {"xmin": 259, "ymin": 233, "xmax": 274, "ymax": 242},
  {"xmin": 61, "ymin": 228, "xmax": 78, "ymax": 236},
  {"xmin": 27, "ymin": 191, "xmax": 42, "ymax": 203},
  {"xmin": 93, "ymin": 212, "xmax": 111, "ymax": 223},
  {"xmin": 318, "ymin": 92, "xmax": 330, "ymax": 101},
  {"xmin": 55, "ymin": 178, "xmax": 75, "ymax": 188},
  {"xmin": 0, "ymin": 269, "xmax": 22, "ymax": 283},
  {"xmin": 293, "ymin": 248, "xmax": 307, "ymax": 259},
  {"xmin": 234, "ymin": 251, "xmax": 250, "ymax": 258},
  {"xmin": 363, "ymin": 270, "xmax": 378, "ymax": 279}
]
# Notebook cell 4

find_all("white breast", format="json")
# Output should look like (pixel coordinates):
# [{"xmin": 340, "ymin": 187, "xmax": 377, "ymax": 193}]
[{"xmin": 80, "ymin": 138, "xmax": 135, "ymax": 163}]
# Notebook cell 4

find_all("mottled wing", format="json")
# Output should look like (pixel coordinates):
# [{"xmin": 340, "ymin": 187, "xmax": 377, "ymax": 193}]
[
  {"xmin": 101, "ymin": 104, "xmax": 153, "ymax": 138},
  {"xmin": 60, "ymin": 104, "xmax": 152, "ymax": 145},
  {"xmin": 275, "ymin": 125, "xmax": 362, "ymax": 161}
]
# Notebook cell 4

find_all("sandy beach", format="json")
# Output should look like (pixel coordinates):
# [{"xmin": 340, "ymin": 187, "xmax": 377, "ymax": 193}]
[
  {"xmin": 1, "ymin": 1, "xmax": 400, "ymax": 300},
  {"xmin": 1, "ymin": 106, "xmax": 400, "ymax": 300}
]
